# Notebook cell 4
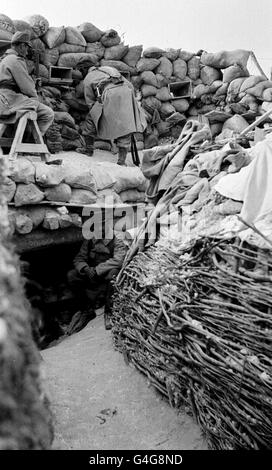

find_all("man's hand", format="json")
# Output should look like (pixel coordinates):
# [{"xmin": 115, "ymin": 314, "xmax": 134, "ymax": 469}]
[{"xmin": 83, "ymin": 266, "xmax": 97, "ymax": 281}]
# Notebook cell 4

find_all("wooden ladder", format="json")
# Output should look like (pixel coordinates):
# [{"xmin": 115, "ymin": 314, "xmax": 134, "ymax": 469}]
[{"xmin": 0, "ymin": 111, "xmax": 51, "ymax": 162}]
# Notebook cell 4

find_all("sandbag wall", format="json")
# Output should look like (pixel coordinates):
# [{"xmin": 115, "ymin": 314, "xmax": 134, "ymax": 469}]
[
  {"xmin": 3, "ymin": 157, "xmax": 147, "ymax": 235},
  {"xmin": 0, "ymin": 155, "xmax": 53, "ymax": 449},
  {"xmin": 2, "ymin": 13, "xmax": 272, "ymax": 150}
]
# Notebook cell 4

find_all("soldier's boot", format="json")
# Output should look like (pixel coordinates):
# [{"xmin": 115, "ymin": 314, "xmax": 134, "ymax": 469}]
[
  {"xmin": 117, "ymin": 147, "xmax": 127, "ymax": 166},
  {"xmin": 76, "ymin": 135, "xmax": 94, "ymax": 156}
]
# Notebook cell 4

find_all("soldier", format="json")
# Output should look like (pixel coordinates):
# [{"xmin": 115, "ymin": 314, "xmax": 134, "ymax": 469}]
[
  {"xmin": 76, "ymin": 60, "xmax": 146, "ymax": 165},
  {"xmin": 0, "ymin": 31, "xmax": 54, "ymax": 135},
  {"xmin": 67, "ymin": 232, "xmax": 127, "ymax": 332}
]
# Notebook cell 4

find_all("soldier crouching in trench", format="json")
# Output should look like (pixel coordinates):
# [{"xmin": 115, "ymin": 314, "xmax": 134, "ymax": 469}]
[{"xmin": 66, "ymin": 228, "xmax": 127, "ymax": 333}]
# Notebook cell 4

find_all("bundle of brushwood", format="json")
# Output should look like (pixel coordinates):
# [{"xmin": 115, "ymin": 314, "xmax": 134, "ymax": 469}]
[{"xmin": 112, "ymin": 238, "xmax": 272, "ymax": 450}]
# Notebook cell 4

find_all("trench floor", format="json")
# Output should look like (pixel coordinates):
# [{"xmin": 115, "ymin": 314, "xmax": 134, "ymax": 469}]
[{"xmin": 41, "ymin": 313, "xmax": 207, "ymax": 450}]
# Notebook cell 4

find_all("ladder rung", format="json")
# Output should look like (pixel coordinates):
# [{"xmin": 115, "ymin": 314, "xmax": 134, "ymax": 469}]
[{"xmin": 12, "ymin": 143, "xmax": 49, "ymax": 153}]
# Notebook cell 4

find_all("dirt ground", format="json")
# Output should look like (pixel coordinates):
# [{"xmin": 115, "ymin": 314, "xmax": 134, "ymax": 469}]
[{"xmin": 41, "ymin": 313, "xmax": 207, "ymax": 450}]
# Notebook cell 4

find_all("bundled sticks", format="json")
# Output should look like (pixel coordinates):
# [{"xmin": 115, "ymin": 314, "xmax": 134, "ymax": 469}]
[{"xmin": 112, "ymin": 239, "xmax": 272, "ymax": 449}]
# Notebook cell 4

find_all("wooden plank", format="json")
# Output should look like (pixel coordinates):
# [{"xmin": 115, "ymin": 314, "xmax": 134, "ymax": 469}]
[
  {"xmin": 13, "ymin": 143, "xmax": 48, "ymax": 153},
  {"xmin": 12, "ymin": 227, "xmax": 83, "ymax": 254}
]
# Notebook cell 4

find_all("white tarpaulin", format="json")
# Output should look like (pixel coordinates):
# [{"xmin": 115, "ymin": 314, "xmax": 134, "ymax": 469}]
[{"xmin": 214, "ymin": 134, "xmax": 272, "ymax": 224}]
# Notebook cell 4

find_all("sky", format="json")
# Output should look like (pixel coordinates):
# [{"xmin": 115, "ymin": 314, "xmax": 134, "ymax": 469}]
[{"xmin": 1, "ymin": 0, "xmax": 272, "ymax": 75}]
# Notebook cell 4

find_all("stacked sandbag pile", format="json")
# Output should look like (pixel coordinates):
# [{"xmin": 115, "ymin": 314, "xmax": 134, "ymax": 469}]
[
  {"xmin": 2, "ymin": 13, "xmax": 272, "ymax": 149},
  {"xmin": 4, "ymin": 156, "xmax": 148, "ymax": 235},
  {"xmin": 5, "ymin": 158, "xmax": 98, "ymax": 234}
]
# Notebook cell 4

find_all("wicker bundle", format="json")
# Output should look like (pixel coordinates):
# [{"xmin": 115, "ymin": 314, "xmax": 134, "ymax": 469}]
[{"xmin": 112, "ymin": 239, "xmax": 272, "ymax": 450}]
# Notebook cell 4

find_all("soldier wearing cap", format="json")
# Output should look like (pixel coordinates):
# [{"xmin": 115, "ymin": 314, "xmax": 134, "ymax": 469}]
[{"xmin": 0, "ymin": 30, "xmax": 54, "ymax": 135}]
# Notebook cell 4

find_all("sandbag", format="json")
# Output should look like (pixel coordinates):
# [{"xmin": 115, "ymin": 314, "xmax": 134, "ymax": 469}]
[
  {"xmin": 9, "ymin": 158, "xmax": 35, "ymax": 184},
  {"xmin": 201, "ymin": 66, "xmax": 222, "ymax": 85},
  {"xmin": 187, "ymin": 56, "xmax": 200, "ymax": 80},
  {"xmin": 209, "ymin": 80, "xmax": 224, "ymax": 93},
  {"xmin": 38, "ymin": 63, "xmax": 49, "ymax": 79},
  {"xmin": 93, "ymin": 165, "xmax": 145, "ymax": 194},
  {"xmin": 41, "ymin": 48, "xmax": 59, "ymax": 66},
  {"xmin": 141, "ymin": 71, "xmax": 158, "ymax": 87},
  {"xmin": 25, "ymin": 14, "xmax": 49, "ymax": 37},
  {"xmin": 58, "ymin": 43, "xmax": 85, "ymax": 54},
  {"xmin": 246, "ymin": 80, "xmax": 272, "ymax": 98},
  {"xmin": 131, "ymin": 75, "xmax": 143, "ymax": 89},
  {"xmin": 156, "ymin": 120, "xmax": 172, "ymax": 136},
  {"xmin": 192, "ymin": 84, "xmax": 210, "ymax": 99},
  {"xmin": 97, "ymin": 188, "xmax": 122, "ymax": 205},
  {"xmin": 141, "ymin": 96, "xmax": 162, "ymax": 113},
  {"xmin": 173, "ymin": 58, "xmax": 187, "ymax": 80},
  {"xmin": 59, "ymin": 213, "xmax": 73, "ymax": 229},
  {"xmin": 91, "ymin": 165, "xmax": 117, "ymax": 190},
  {"xmin": 54, "ymin": 111, "xmax": 76, "ymax": 128},
  {"xmin": 65, "ymin": 26, "xmax": 86, "ymax": 46},
  {"xmin": 240, "ymin": 75, "xmax": 266, "ymax": 93},
  {"xmin": 214, "ymin": 82, "xmax": 229, "ymax": 97},
  {"xmin": 100, "ymin": 29, "xmax": 121, "ymax": 47},
  {"xmin": 58, "ymin": 52, "xmax": 98, "ymax": 68},
  {"xmin": 201, "ymin": 49, "xmax": 250, "ymax": 69},
  {"xmin": 172, "ymin": 98, "xmax": 190, "ymax": 113},
  {"xmin": 143, "ymin": 47, "xmax": 165, "ymax": 59},
  {"xmin": 77, "ymin": 22, "xmax": 103, "ymax": 42},
  {"xmin": 35, "ymin": 163, "xmax": 65, "ymax": 187},
  {"xmin": 86, "ymin": 41, "xmax": 105, "ymax": 59},
  {"xmin": 15, "ymin": 214, "xmax": 33, "ymax": 234},
  {"xmin": 62, "ymin": 138, "xmax": 82, "ymax": 151},
  {"xmin": 210, "ymin": 122, "xmax": 223, "ymax": 137},
  {"xmin": 0, "ymin": 14, "xmax": 14, "ymax": 40},
  {"xmin": 61, "ymin": 124, "xmax": 80, "ymax": 140},
  {"xmin": 2, "ymin": 177, "xmax": 16, "ymax": 202},
  {"xmin": 223, "ymin": 64, "xmax": 249, "ymax": 83},
  {"xmin": 155, "ymin": 73, "xmax": 169, "ymax": 88},
  {"xmin": 13, "ymin": 19, "xmax": 35, "ymax": 38},
  {"xmin": 119, "ymin": 189, "xmax": 146, "ymax": 203},
  {"xmin": 166, "ymin": 112, "xmax": 186, "ymax": 124},
  {"xmin": 222, "ymin": 114, "xmax": 249, "ymax": 133},
  {"xmin": 19, "ymin": 206, "xmax": 46, "ymax": 228},
  {"xmin": 44, "ymin": 183, "xmax": 72, "ymax": 202},
  {"xmin": 160, "ymin": 102, "xmax": 176, "ymax": 117},
  {"xmin": 155, "ymin": 86, "xmax": 172, "ymax": 101},
  {"xmin": 164, "ymin": 48, "xmax": 179, "ymax": 61},
  {"xmin": 155, "ymin": 56, "xmax": 173, "ymax": 79},
  {"xmin": 70, "ymin": 213, "xmax": 82, "ymax": 227},
  {"xmin": 42, "ymin": 209, "xmax": 60, "ymax": 230},
  {"xmin": 70, "ymin": 189, "xmax": 97, "ymax": 204},
  {"xmin": 141, "ymin": 84, "xmax": 157, "ymax": 98},
  {"xmin": 179, "ymin": 50, "xmax": 194, "ymax": 61},
  {"xmin": 14, "ymin": 183, "xmax": 44, "ymax": 206},
  {"xmin": 104, "ymin": 43, "xmax": 129, "ymax": 60},
  {"xmin": 100, "ymin": 59, "xmax": 134, "ymax": 74},
  {"xmin": 64, "ymin": 166, "xmax": 97, "ymax": 192},
  {"xmin": 227, "ymin": 77, "xmax": 247, "ymax": 100},
  {"xmin": 122, "ymin": 45, "xmax": 143, "ymax": 67},
  {"xmin": 42, "ymin": 26, "xmax": 65, "ymax": 48},
  {"xmin": 136, "ymin": 58, "xmax": 160, "ymax": 73},
  {"xmin": 263, "ymin": 88, "xmax": 272, "ymax": 102}
]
